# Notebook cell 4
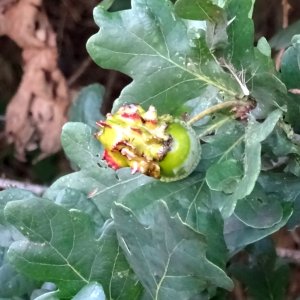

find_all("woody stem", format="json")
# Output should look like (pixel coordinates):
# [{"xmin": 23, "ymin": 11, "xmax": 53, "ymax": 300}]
[{"xmin": 187, "ymin": 100, "xmax": 247, "ymax": 125}]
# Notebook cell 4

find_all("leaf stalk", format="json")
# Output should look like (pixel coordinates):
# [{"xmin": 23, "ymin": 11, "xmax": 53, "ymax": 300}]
[{"xmin": 187, "ymin": 100, "xmax": 249, "ymax": 125}]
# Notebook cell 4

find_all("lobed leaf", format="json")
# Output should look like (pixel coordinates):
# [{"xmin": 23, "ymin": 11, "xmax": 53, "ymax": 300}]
[
  {"xmin": 174, "ymin": 0, "xmax": 225, "ymax": 22},
  {"xmin": 45, "ymin": 167, "xmax": 153, "ymax": 220},
  {"xmin": 68, "ymin": 84, "xmax": 105, "ymax": 128},
  {"xmin": 206, "ymin": 159, "xmax": 243, "ymax": 194},
  {"xmin": 224, "ymin": 202, "xmax": 293, "ymax": 253},
  {"xmin": 262, "ymin": 124, "xmax": 300, "ymax": 157},
  {"xmin": 222, "ymin": 109, "xmax": 282, "ymax": 217},
  {"xmin": 281, "ymin": 35, "xmax": 300, "ymax": 90},
  {"xmin": 61, "ymin": 122, "xmax": 102, "ymax": 170},
  {"xmin": 0, "ymin": 190, "xmax": 37, "ymax": 298},
  {"xmin": 225, "ymin": 0, "xmax": 255, "ymax": 67},
  {"xmin": 258, "ymin": 172, "xmax": 300, "ymax": 230},
  {"xmin": 4, "ymin": 197, "xmax": 142, "ymax": 299},
  {"xmin": 199, "ymin": 118, "xmax": 245, "ymax": 171},
  {"xmin": 119, "ymin": 173, "xmax": 229, "ymax": 270},
  {"xmin": 112, "ymin": 201, "xmax": 233, "ymax": 299},
  {"xmin": 257, "ymin": 37, "xmax": 271, "ymax": 57},
  {"xmin": 234, "ymin": 184, "xmax": 283, "ymax": 229},
  {"xmin": 50, "ymin": 120, "xmax": 154, "ymax": 220},
  {"xmin": 87, "ymin": 0, "xmax": 242, "ymax": 115},
  {"xmin": 53, "ymin": 188, "xmax": 105, "ymax": 235},
  {"xmin": 281, "ymin": 35, "xmax": 300, "ymax": 132}
]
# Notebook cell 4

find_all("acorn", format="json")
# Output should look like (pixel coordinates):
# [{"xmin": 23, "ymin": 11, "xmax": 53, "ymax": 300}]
[{"xmin": 95, "ymin": 104, "xmax": 201, "ymax": 182}]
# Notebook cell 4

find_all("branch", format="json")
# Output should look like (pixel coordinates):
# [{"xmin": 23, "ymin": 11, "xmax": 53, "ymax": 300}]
[
  {"xmin": 0, "ymin": 177, "xmax": 47, "ymax": 195},
  {"xmin": 187, "ymin": 100, "xmax": 250, "ymax": 125},
  {"xmin": 67, "ymin": 57, "xmax": 92, "ymax": 86},
  {"xmin": 276, "ymin": 247, "xmax": 300, "ymax": 264}
]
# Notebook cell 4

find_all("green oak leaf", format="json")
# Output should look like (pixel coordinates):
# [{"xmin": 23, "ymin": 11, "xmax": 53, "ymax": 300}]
[
  {"xmin": 206, "ymin": 16, "xmax": 228, "ymax": 50},
  {"xmin": 119, "ymin": 173, "xmax": 229, "ymax": 269},
  {"xmin": 194, "ymin": 114, "xmax": 232, "ymax": 137},
  {"xmin": 230, "ymin": 239, "xmax": 289, "ymax": 300},
  {"xmin": 72, "ymin": 283, "xmax": 106, "ymax": 300},
  {"xmin": 68, "ymin": 84, "xmax": 105, "ymax": 129},
  {"xmin": 234, "ymin": 184, "xmax": 283, "ymax": 229},
  {"xmin": 222, "ymin": 109, "xmax": 282, "ymax": 217},
  {"xmin": 199, "ymin": 118, "xmax": 245, "ymax": 171},
  {"xmin": 0, "ymin": 189, "xmax": 30, "ymax": 248},
  {"xmin": 176, "ymin": 85, "xmax": 219, "ymax": 123},
  {"xmin": 224, "ymin": 0, "xmax": 287, "ymax": 118},
  {"xmin": 45, "ymin": 167, "xmax": 153, "ymax": 220},
  {"xmin": 284, "ymin": 157, "xmax": 300, "ymax": 178},
  {"xmin": 225, "ymin": 0, "xmax": 255, "ymax": 67},
  {"xmin": 262, "ymin": 124, "xmax": 300, "ymax": 157},
  {"xmin": 206, "ymin": 159, "xmax": 243, "ymax": 193},
  {"xmin": 198, "ymin": 110, "xmax": 282, "ymax": 217},
  {"xmin": 257, "ymin": 37, "xmax": 271, "ymax": 57},
  {"xmin": 258, "ymin": 172, "xmax": 300, "ymax": 202},
  {"xmin": 87, "ymin": 0, "xmax": 243, "ymax": 115},
  {"xmin": 224, "ymin": 202, "xmax": 293, "ymax": 253},
  {"xmin": 50, "ymin": 120, "xmax": 153, "ymax": 220},
  {"xmin": 174, "ymin": 0, "xmax": 225, "ymax": 22},
  {"xmin": 0, "ymin": 190, "xmax": 37, "ymax": 298},
  {"xmin": 0, "ymin": 251, "xmax": 37, "ymax": 298},
  {"xmin": 250, "ymin": 73, "xmax": 287, "ymax": 119},
  {"xmin": 112, "ymin": 201, "xmax": 233, "ymax": 299},
  {"xmin": 4, "ymin": 197, "xmax": 142, "ymax": 299},
  {"xmin": 53, "ymin": 188, "xmax": 105, "ymax": 235},
  {"xmin": 257, "ymin": 171, "xmax": 300, "ymax": 229},
  {"xmin": 280, "ymin": 35, "xmax": 300, "ymax": 132},
  {"xmin": 286, "ymin": 94, "xmax": 300, "ymax": 133},
  {"xmin": 61, "ymin": 122, "xmax": 103, "ymax": 170},
  {"xmin": 281, "ymin": 35, "xmax": 300, "ymax": 90}
]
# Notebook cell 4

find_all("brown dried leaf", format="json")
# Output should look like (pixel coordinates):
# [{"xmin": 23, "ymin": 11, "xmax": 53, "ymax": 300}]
[
  {"xmin": 5, "ymin": 48, "xmax": 69, "ymax": 160},
  {"xmin": 289, "ymin": 89, "xmax": 300, "ymax": 95},
  {"xmin": 0, "ymin": 0, "xmax": 55, "ymax": 48},
  {"xmin": 3, "ymin": 0, "xmax": 71, "ymax": 160}
]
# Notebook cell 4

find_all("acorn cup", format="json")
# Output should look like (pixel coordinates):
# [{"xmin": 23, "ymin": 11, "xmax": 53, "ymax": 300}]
[{"xmin": 95, "ymin": 104, "xmax": 201, "ymax": 182}]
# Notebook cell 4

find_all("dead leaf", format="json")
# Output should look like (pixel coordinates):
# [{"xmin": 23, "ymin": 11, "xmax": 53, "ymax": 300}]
[
  {"xmin": 2, "ymin": 0, "xmax": 71, "ymax": 160},
  {"xmin": 289, "ymin": 89, "xmax": 300, "ymax": 95}
]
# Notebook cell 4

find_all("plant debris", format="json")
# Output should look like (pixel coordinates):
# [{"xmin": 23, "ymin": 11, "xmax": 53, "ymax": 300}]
[{"xmin": 1, "ymin": 0, "xmax": 70, "ymax": 161}]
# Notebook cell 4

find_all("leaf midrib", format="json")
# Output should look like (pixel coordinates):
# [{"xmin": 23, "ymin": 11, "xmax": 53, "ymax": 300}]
[
  {"xmin": 13, "ymin": 212, "xmax": 89, "ymax": 285},
  {"xmin": 100, "ymin": 8, "xmax": 238, "ymax": 97}
]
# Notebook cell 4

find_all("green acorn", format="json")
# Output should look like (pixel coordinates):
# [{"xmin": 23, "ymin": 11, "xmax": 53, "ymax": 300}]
[{"xmin": 95, "ymin": 104, "xmax": 201, "ymax": 181}]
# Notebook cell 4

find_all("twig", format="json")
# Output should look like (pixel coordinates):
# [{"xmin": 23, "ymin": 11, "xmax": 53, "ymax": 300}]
[
  {"xmin": 187, "ymin": 100, "xmax": 246, "ymax": 125},
  {"xmin": 67, "ymin": 57, "xmax": 92, "ymax": 86},
  {"xmin": 277, "ymin": 247, "xmax": 300, "ymax": 264},
  {"xmin": 290, "ymin": 229, "xmax": 300, "ymax": 246},
  {"xmin": 289, "ymin": 89, "xmax": 300, "ymax": 95},
  {"xmin": 232, "ymin": 279, "xmax": 246, "ymax": 300},
  {"xmin": 282, "ymin": 0, "xmax": 291, "ymax": 29},
  {"xmin": 275, "ymin": 0, "xmax": 291, "ymax": 70},
  {"xmin": 0, "ymin": 177, "xmax": 47, "ymax": 195}
]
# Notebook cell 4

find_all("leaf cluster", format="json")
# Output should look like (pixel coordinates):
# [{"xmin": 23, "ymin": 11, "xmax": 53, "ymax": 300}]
[{"xmin": 1, "ymin": 0, "xmax": 300, "ymax": 299}]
